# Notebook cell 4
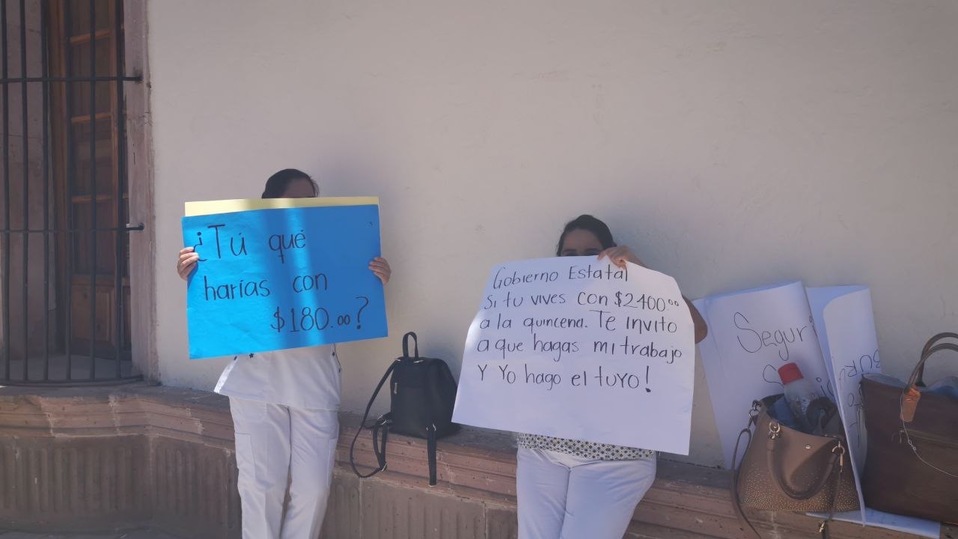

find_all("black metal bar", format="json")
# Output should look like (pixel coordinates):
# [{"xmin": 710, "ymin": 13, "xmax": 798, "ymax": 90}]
[
  {"xmin": 0, "ymin": 75, "xmax": 141, "ymax": 83},
  {"xmin": 1, "ymin": 0, "xmax": 11, "ymax": 381},
  {"xmin": 19, "ymin": 0, "xmax": 29, "ymax": 381},
  {"xmin": 0, "ymin": 0, "xmax": 142, "ymax": 385},
  {"xmin": 42, "ymin": 0, "xmax": 52, "ymax": 380},
  {"xmin": 88, "ymin": 0, "xmax": 98, "ymax": 379},
  {"xmin": 113, "ymin": 0, "xmax": 126, "ymax": 377},
  {"xmin": 63, "ymin": 0, "xmax": 75, "ymax": 379},
  {"xmin": 1, "ymin": 225, "xmax": 144, "ymax": 233}
]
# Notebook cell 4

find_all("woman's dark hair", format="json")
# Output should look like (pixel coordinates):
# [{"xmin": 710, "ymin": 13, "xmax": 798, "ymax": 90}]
[
  {"xmin": 261, "ymin": 168, "xmax": 318, "ymax": 199},
  {"xmin": 556, "ymin": 214, "xmax": 616, "ymax": 255}
]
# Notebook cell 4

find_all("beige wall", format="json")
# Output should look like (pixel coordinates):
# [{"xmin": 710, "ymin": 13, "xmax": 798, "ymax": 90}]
[{"xmin": 148, "ymin": 0, "xmax": 958, "ymax": 467}]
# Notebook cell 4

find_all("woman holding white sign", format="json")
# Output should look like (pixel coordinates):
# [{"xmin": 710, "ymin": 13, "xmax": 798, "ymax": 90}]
[
  {"xmin": 516, "ymin": 214, "xmax": 706, "ymax": 539},
  {"xmin": 176, "ymin": 169, "xmax": 391, "ymax": 539}
]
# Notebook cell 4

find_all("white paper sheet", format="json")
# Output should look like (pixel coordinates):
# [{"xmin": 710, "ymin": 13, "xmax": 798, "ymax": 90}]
[
  {"xmin": 807, "ymin": 287, "xmax": 876, "ymax": 497},
  {"xmin": 453, "ymin": 257, "xmax": 696, "ymax": 454},
  {"xmin": 693, "ymin": 281, "xmax": 830, "ymax": 468},
  {"xmin": 822, "ymin": 509, "xmax": 940, "ymax": 538}
]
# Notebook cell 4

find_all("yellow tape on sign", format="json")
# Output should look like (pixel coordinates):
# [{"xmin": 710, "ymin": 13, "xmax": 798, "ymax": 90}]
[{"xmin": 184, "ymin": 196, "xmax": 380, "ymax": 217}]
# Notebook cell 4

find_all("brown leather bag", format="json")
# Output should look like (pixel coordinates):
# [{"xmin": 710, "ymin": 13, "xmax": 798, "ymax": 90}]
[
  {"xmin": 861, "ymin": 333, "xmax": 958, "ymax": 524},
  {"xmin": 732, "ymin": 396, "xmax": 860, "ymax": 538}
]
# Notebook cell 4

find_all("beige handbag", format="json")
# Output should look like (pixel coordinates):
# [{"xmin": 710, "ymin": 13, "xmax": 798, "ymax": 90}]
[{"xmin": 732, "ymin": 396, "xmax": 859, "ymax": 538}]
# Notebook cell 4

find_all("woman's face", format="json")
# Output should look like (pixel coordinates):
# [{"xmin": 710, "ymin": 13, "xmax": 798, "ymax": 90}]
[
  {"xmin": 560, "ymin": 228, "xmax": 604, "ymax": 256},
  {"xmin": 282, "ymin": 178, "xmax": 318, "ymax": 198}
]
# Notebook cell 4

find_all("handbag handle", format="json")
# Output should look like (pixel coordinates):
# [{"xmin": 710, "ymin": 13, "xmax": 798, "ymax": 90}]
[
  {"xmin": 901, "ymin": 341, "xmax": 958, "ymax": 422},
  {"xmin": 731, "ymin": 403, "xmax": 762, "ymax": 539},
  {"xmin": 402, "ymin": 331, "xmax": 420, "ymax": 359},
  {"xmin": 914, "ymin": 332, "xmax": 958, "ymax": 386},
  {"xmin": 766, "ymin": 428, "xmax": 844, "ymax": 501}
]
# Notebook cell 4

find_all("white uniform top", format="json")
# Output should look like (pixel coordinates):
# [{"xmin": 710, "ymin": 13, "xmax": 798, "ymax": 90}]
[{"xmin": 213, "ymin": 345, "xmax": 342, "ymax": 411}]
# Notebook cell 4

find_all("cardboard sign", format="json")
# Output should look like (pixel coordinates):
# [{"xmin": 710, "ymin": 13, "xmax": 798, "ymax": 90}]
[
  {"xmin": 453, "ymin": 257, "xmax": 696, "ymax": 454},
  {"xmin": 181, "ymin": 197, "xmax": 387, "ymax": 359}
]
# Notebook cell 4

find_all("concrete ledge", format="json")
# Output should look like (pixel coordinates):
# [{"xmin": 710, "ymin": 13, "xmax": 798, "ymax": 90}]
[
  {"xmin": 343, "ymin": 416, "xmax": 954, "ymax": 539},
  {"xmin": 1, "ymin": 384, "xmax": 954, "ymax": 539}
]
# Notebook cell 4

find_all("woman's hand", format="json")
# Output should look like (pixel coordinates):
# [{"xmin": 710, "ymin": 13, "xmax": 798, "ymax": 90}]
[
  {"xmin": 369, "ymin": 256, "xmax": 391, "ymax": 284},
  {"xmin": 177, "ymin": 247, "xmax": 199, "ymax": 281},
  {"xmin": 598, "ymin": 246, "xmax": 708, "ymax": 342},
  {"xmin": 597, "ymin": 245, "xmax": 646, "ymax": 269},
  {"xmin": 684, "ymin": 296, "xmax": 709, "ymax": 343}
]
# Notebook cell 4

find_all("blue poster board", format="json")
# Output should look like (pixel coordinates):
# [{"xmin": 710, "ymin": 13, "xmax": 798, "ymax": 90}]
[{"xmin": 181, "ymin": 199, "xmax": 387, "ymax": 359}]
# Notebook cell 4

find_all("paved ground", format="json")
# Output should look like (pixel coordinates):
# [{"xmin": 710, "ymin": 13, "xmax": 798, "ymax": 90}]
[{"xmin": 0, "ymin": 530, "xmax": 182, "ymax": 539}]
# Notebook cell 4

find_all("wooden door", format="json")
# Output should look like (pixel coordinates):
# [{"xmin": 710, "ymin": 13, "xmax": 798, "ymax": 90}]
[{"xmin": 48, "ymin": 0, "xmax": 130, "ymax": 361}]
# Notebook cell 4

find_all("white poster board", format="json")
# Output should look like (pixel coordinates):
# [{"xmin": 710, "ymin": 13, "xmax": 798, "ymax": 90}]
[
  {"xmin": 453, "ymin": 257, "xmax": 696, "ymax": 454},
  {"xmin": 693, "ymin": 281, "xmax": 831, "ymax": 468},
  {"xmin": 808, "ymin": 287, "xmax": 938, "ymax": 538},
  {"xmin": 807, "ymin": 286, "xmax": 879, "ymax": 479},
  {"xmin": 696, "ymin": 283, "xmax": 940, "ymax": 538}
]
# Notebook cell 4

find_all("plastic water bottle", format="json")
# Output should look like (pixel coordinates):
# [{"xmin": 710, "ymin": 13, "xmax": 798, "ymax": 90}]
[{"xmin": 778, "ymin": 362, "xmax": 826, "ymax": 433}]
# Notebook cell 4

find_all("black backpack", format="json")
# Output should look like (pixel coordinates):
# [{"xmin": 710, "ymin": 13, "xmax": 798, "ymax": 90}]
[{"xmin": 349, "ymin": 332, "xmax": 460, "ymax": 485}]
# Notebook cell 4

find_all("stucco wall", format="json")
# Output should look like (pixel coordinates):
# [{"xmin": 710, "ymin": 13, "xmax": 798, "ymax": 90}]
[{"xmin": 148, "ymin": 0, "xmax": 958, "ymax": 466}]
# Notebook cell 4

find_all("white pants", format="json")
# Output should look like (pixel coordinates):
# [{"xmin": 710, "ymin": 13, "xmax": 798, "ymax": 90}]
[
  {"xmin": 516, "ymin": 447, "xmax": 657, "ymax": 539},
  {"xmin": 230, "ymin": 397, "xmax": 339, "ymax": 539}
]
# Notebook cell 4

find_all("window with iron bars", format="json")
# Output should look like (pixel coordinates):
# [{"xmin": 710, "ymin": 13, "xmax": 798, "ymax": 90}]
[{"xmin": 0, "ymin": 0, "xmax": 144, "ymax": 385}]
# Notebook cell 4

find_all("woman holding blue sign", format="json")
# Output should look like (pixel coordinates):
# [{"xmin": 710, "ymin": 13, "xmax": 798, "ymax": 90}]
[
  {"xmin": 516, "ymin": 214, "xmax": 707, "ymax": 539},
  {"xmin": 176, "ymin": 169, "xmax": 390, "ymax": 539}
]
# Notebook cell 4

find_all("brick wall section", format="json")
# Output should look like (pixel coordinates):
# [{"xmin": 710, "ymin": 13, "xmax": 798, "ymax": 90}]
[{"xmin": 0, "ymin": 384, "xmax": 953, "ymax": 539}]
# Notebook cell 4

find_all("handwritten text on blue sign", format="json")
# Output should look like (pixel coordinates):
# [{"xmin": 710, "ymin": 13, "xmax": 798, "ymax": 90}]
[{"xmin": 181, "ymin": 203, "xmax": 387, "ymax": 359}]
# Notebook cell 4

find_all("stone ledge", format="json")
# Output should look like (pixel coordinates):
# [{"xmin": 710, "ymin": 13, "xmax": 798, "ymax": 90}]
[
  {"xmin": 0, "ymin": 384, "xmax": 239, "ymax": 538},
  {"xmin": 338, "ymin": 414, "xmax": 954, "ymax": 539},
  {"xmin": 1, "ymin": 384, "xmax": 953, "ymax": 539},
  {"xmin": 0, "ymin": 384, "xmax": 233, "ymax": 442}
]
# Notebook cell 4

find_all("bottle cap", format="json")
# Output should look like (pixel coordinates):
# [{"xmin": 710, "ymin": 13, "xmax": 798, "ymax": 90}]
[{"xmin": 778, "ymin": 362, "xmax": 804, "ymax": 384}]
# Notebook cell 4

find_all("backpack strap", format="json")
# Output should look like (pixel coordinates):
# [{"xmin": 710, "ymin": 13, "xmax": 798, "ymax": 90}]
[
  {"xmin": 402, "ymin": 331, "xmax": 419, "ymax": 358},
  {"xmin": 369, "ymin": 414, "xmax": 390, "ymax": 474},
  {"xmin": 350, "ymin": 360, "xmax": 398, "ymax": 479},
  {"xmin": 426, "ymin": 424, "xmax": 438, "ymax": 486}
]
